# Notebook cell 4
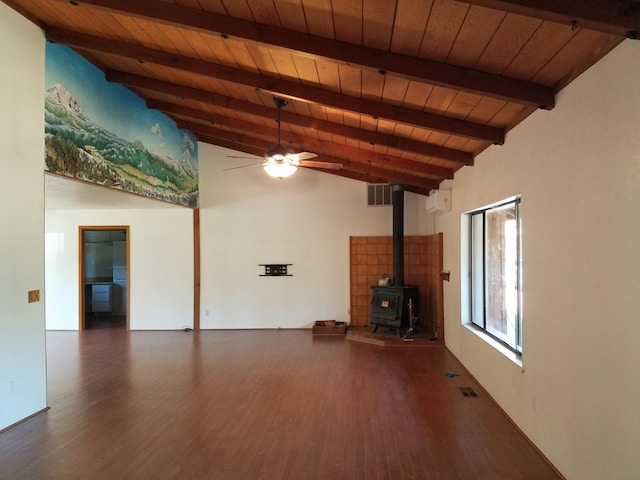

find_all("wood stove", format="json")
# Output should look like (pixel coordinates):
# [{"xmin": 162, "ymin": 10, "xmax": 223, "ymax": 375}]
[
  {"xmin": 370, "ymin": 285, "xmax": 419, "ymax": 335},
  {"xmin": 369, "ymin": 184, "xmax": 420, "ymax": 335}
]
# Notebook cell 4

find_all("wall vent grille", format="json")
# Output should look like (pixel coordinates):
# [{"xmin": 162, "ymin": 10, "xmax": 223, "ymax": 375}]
[
  {"xmin": 367, "ymin": 184, "xmax": 392, "ymax": 206},
  {"xmin": 458, "ymin": 387, "xmax": 478, "ymax": 398}
]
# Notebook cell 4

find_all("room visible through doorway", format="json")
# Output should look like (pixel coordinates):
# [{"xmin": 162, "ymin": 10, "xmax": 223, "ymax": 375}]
[{"xmin": 80, "ymin": 226, "xmax": 129, "ymax": 330}]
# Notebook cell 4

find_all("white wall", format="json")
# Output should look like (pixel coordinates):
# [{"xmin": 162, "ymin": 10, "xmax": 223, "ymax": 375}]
[
  {"xmin": 6, "ymin": 4, "xmax": 635, "ymax": 473},
  {"xmin": 44, "ymin": 149, "xmax": 430, "ymax": 332},
  {"xmin": 0, "ymin": 4, "xmax": 48, "ymax": 430},
  {"xmin": 198, "ymin": 144, "xmax": 426, "ymax": 329},
  {"xmin": 438, "ymin": 40, "xmax": 640, "ymax": 480},
  {"xmin": 45, "ymin": 206, "xmax": 194, "ymax": 330}
]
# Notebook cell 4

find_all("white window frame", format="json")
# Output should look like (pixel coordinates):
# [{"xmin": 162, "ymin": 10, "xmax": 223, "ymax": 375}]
[{"xmin": 462, "ymin": 196, "xmax": 522, "ymax": 358}]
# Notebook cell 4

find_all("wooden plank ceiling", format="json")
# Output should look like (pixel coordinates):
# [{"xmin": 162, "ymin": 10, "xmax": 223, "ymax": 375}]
[{"xmin": 4, "ymin": 0, "xmax": 635, "ymax": 195}]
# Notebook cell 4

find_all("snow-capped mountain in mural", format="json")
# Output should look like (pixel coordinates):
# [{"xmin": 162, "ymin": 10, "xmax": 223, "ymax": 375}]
[
  {"xmin": 46, "ymin": 83, "xmax": 91, "ymax": 122},
  {"xmin": 44, "ymin": 83, "xmax": 198, "ymax": 207}
]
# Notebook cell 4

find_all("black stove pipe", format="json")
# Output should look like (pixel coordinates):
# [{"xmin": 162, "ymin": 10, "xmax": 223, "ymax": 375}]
[{"xmin": 392, "ymin": 184, "xmax": 405, "ymax": 287}]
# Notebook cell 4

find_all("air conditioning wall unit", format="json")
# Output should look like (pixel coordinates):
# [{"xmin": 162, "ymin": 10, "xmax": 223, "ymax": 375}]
[{"xmin": 426, "ymin": 189, "xmax": 452, "ymax": 213}]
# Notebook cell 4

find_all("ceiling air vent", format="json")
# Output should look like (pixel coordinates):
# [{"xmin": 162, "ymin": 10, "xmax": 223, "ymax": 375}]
[{"xmin": 367, "ymin": 184, "xmax": 391, "ymax": 206}]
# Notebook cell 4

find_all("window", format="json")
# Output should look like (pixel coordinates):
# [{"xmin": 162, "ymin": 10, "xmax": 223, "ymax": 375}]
[{"xmin": 468, "ymin": 197, "xmax": 522, "ymax": 354}]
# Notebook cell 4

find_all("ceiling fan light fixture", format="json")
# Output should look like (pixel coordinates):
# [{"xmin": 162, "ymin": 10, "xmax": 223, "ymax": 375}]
[
  {"xmin": 264, "ymin": 162, "xmax": 297, "ymax": 179},
  {"xmin": 265, "ymin": 144, "xmax": 294, "ymax": 160}
]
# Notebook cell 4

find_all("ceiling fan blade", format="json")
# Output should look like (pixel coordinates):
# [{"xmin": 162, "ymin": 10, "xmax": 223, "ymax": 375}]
[
  {"xmin": 299, "ymin": 160, "xmax": 343, "ymax": 170},
  {"xmin": 286, "ymin": 151, "xmax": 318, "ymax": 161},
  {"xmin": 226, "ymin": 155, "xmax": 258, "ymax": 159},
  {"xmin": 222, "ymin": 162, "xmax": 265, "ymax": 172}
]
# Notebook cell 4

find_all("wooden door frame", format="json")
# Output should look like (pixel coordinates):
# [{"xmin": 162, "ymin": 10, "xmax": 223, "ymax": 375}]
[
  {"xmin": 193, "ymin": 208, "xmax": 200, "ymax": 331},
  {"xmin": 79, "ymin": 225, "xmax": 130, "ymax": 330}
]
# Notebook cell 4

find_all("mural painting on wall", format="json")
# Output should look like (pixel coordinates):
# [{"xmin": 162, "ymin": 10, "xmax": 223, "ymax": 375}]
[{"xmin": 44, "ymin": 42, "xmax": 198, "ymax": 207}]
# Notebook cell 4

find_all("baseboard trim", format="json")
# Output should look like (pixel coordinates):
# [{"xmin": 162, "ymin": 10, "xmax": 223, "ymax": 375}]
[
  {"xmin": 0, "ymin": 407, "xmax": 50, "ymax": 434},
  {"xmin": 444, "ymin": 346, "xmax": 566, "ymax": 480}
]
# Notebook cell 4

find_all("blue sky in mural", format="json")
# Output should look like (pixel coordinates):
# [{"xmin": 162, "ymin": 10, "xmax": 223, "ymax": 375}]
[{"xmin": 45, "ymin": 42, "xmax": 197, "ymax": 164}]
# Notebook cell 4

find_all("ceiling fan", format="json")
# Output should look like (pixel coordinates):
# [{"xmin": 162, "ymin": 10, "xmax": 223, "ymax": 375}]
[{"xmin": 225, "ymin": 97, "xmax": 343, "ymax": 179}]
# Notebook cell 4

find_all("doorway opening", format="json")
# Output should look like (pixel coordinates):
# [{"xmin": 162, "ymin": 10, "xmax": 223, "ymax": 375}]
[{"xmin": 80, "ymin": 226, "xmax": 129, "ymax": 330}]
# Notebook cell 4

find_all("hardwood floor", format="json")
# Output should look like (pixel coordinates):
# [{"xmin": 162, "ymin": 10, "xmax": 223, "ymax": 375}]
[
  {"xmin": 0, "ymin": 329, "xmax": 561, "ymax": 479},
  {"xmin": 84, "ymin": 313, "xmax": 126, "ymax": 330}
]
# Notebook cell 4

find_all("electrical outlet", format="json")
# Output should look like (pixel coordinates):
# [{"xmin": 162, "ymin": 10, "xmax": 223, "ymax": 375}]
[{"xmin": 28, "ymin": 290, "xmax": 40, "ymax": 303}]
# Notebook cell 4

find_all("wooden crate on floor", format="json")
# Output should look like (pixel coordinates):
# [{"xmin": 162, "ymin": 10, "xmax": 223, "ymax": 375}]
[{"xmin": 312, "ymin": 320, "xmax": 346, "ymax": 335}]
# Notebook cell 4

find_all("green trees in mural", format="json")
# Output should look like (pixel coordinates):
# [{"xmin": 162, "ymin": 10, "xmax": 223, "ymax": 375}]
[{"xmin": 46, "ymin": 134, "xmax": 80, "ymax": 178}]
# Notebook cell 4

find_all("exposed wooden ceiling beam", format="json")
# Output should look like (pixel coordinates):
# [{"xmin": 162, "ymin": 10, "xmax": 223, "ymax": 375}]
[
  {"xmin": 167, "ymin": 132, "xmax": 436, "ymax": 195},
  {"xmin": 190, "ymin": 127, "xmax": 440, "ymax": 190},
  {"xmin": 188, "ymin": 126, "xmax": 277, "ymax": 154},
  {"xmin": 47, "ymin": 29, "xmax": 504, "ymax": 144},
  {"xmin": 147, "ymin": 97, "xmax": 473, "ymax": 166},
  {"xmin": 153, "ymin": 102, "xmax": 455, "ymax": 180},
  {"xmin": 178, "ymin": 118, "xmax": 453, "ymax": 181},
  {"xmin": 338, "ymin": 160, "xmax": 440, "ymax": 191},
  {"xmin": 216, "ymin": 143, "xmax": 439, "ymax": 192},
  {"xmin": 202, "ymin": 134, "xmax": 397, "ymax": 185},
  {"xmin": 456, "ymin": 0, "xmax": 640, "ymax": 38},
  {"xmin": 404, "ymin": 185, "xmax": 434, "ymax": 197},
  {"xmin": 55, "ymin": 0, "xmax": 555, "ymax": 108}
]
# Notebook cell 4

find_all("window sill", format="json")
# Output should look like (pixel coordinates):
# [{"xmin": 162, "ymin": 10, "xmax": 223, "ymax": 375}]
[{"xmin": 463, "ymin": 324, "xmax": 523, "ymax": 367}]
